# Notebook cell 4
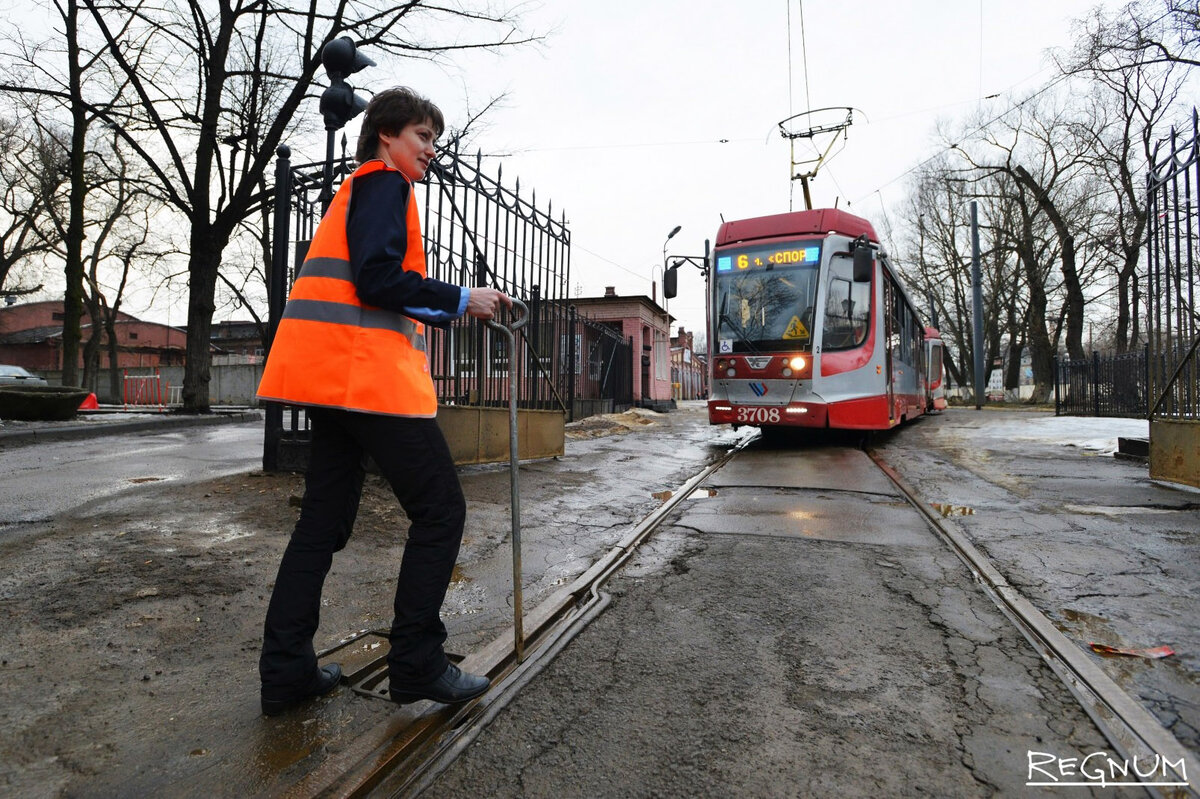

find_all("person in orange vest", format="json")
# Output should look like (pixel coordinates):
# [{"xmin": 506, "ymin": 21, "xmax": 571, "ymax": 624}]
[{"xmin": 256, "ymin": 86, "xmax": 511, "ymax": 716}]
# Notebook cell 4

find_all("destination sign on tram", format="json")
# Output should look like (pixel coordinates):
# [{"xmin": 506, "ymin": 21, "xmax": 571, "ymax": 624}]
[{"xmin": 715, "ymin": 241, "xmax": 822, "ymax": 273}]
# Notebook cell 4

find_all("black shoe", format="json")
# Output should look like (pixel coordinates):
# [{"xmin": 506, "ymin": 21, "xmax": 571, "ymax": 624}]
[
  {"xmin": 261, "ymin": 663, "xmax": 342, "ymax": 716},
  {"xmin": 389, "ymin": 663, "xmax": 490, "ymax": 705}
]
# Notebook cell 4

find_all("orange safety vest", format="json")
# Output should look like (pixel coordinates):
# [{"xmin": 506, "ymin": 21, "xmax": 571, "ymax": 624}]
[{"xmin": 256, "ymin": 160, "xmax": 438, "ymax": 417}]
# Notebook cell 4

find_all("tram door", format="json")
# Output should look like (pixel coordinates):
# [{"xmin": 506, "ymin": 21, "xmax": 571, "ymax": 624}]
[{"xmin": 883, "ymin": 279, "xmax": 896, "ymax": 423}]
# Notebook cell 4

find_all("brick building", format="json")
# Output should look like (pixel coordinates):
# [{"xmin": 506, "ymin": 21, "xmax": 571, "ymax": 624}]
[
  {"xmin": 671, "ymin": 326, "xmax": 708, "ymax": 400},
  {"xmin": 569, "ymin": 287, "xmax": 675, "ymax": 411},
  {"xmin": 0, "ymin": 299, "xmax": 186, "ymax": 372}
]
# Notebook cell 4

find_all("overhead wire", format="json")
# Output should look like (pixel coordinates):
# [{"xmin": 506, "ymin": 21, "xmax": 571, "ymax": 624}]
[
  {"xmin": 851, "ymin": 68, "xmax": 1075, "ymax": 206},
  {"xmin": 785, "ymin": 0, "xmax": 813, "ymax": 210},
  {"xmin": 786, "ymin": 0, "xmax": 794, "ymax": 210}
]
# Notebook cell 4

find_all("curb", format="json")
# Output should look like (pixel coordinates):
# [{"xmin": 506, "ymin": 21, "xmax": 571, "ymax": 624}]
[{"xmin": 0, "ymin": 409, "xmax": 264, "ymax": 447}]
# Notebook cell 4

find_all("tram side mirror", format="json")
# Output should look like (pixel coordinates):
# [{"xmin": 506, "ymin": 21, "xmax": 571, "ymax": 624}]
[
  {"xmin": 664, "ymin": 264, "xmax": 679, "ymax": 299},
  {"xmin": 852, "ymin": 246, "xmax": 874, "ymax": 282}
]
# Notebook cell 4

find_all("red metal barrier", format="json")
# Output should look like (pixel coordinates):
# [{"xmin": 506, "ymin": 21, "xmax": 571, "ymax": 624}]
[{"xmin": 122, "ymin": 369, "xmax": 168, "ymax": 409}]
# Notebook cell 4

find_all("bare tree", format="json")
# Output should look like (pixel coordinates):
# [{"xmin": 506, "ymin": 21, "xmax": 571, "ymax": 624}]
[
  {"xmin": 78, "ymin": 133, "xmax": 166, "ymax": 396},
  {"xmin": 1069, "ymin": 0, "xmax": 1199, "ymax": 73},
  {"xmin": 1057, "ymin": 2, "xmax": 1191, "ymax": 353},
  {"xmin": 0, "ymin": 0, "xmax": 130, "ymax": 385},
  {"xmin": 66, "ymin": 0, "xmax": 538, "ymax": 411},
  {"xmin": 895, "ymin": 0, "xmax": 1196, "ymax": 400},
  {"xmin": 0, "ymin": 116, "xmax": 59, "ymax": 294},
  {"xmin": 900, "ymin": 166, "xmax": 966, "ymax": 390}
]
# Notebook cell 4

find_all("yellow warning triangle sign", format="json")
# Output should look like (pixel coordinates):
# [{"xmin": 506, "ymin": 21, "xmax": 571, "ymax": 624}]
[{"xmin": 783, "ymin": 315, "xmax": 809, "ymax": 340}]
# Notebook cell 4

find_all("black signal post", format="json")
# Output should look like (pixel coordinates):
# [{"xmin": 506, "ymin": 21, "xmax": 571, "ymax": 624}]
[{"xmin": 318, "ymin": 37, "xmax": 374, "ymax": 213}]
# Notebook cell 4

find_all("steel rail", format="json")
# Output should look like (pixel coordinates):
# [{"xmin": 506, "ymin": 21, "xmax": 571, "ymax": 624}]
[
  {"xmin": 297, "ymin": 431, "xmax": 756, "ymax": 798},
  {"xmin": 384, "ymin": 430, "xmax": 757, "ymax": 797},
  {"xmin": 868, "ymin": 449, "xmax": 1198, "ymax": 798}
]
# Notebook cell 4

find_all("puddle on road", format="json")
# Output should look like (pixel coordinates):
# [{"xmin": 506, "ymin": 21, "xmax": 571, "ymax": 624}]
[
  {"xmin": 1063, "ymin": 503, "xmax": 1179, "ymax": 516},
  {"xmin": 652, "ymin": 488, "xmax": 719, "ymax": 503},
  {"xmin": 930, "ymin": 502, "xmax": 975, "ymax": 517}
]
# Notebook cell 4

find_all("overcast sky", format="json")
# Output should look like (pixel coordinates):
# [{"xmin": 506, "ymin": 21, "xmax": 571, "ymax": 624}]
[
  {"xmin": 10, "ymin": 0, "xmax": 1117, "ymax": 333},
  {"xmin": 369, "ymin": 0, "xmax": 1114, "ymax": 339}
]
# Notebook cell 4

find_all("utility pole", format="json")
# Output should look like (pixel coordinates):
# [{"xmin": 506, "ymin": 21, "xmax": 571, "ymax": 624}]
[{"xmin": 971, "ymin": 200, "xmax": 985, "ymax": 410}]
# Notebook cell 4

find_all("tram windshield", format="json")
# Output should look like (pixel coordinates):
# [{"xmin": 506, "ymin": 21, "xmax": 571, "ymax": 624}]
[{"xmin": 713, "ymin": 239, "xmax": 822, "ymax": 353}]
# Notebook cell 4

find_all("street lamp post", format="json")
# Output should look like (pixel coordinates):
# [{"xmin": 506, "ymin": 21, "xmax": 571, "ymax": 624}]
[{"xmin": 661, "ymin": 225, "xmax": 681, "ymax": 314}]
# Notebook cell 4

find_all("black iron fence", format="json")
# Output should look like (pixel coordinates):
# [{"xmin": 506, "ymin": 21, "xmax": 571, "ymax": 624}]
[
  {"xmin": 263, "ymin": 140, "xmax": 631, "ymax": 470},
  {"xmin": 1057, "ymin": 108, "xmax": 1200, "ymax": 424},
  {"xmin": 1054, "ymin": 348, "xmax": 1149, "ymax": 418},
  {"xmin": 1145, "ymin": 108, "xmax": 1199, "ymax": 422}
]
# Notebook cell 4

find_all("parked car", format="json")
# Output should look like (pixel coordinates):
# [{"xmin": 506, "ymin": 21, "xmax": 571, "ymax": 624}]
[{"xmin": 0, "ymin": 365, "xmax": 49, "ymax": 386}]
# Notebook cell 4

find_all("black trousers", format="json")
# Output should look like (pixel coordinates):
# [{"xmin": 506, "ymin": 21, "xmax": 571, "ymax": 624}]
[{"xmin": 259, "ymin": 408, "xmax": 466, "ymax": 698}]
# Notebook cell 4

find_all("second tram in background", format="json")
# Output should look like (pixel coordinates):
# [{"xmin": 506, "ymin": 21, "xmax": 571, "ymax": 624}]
[{"xmin": 705, "ymin": 208, "xmax": 944, "ymax": 431}]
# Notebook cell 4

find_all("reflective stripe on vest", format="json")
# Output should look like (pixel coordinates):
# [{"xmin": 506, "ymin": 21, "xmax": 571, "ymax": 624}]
[
  {"xmin": 281, "ymin": 257, "xmax": 426, "ymax": 351},
  {"xmin": 256, "ymin": 160, "xmax": 439, "ymax": 417}
]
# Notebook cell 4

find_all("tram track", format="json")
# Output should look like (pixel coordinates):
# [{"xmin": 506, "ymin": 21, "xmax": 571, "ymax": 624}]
[
  {"xmin": 286, "ymin": 434, "xmax": 1195, "ymax": 797},
  {"xmin": 868, "ymin": 447, "xmax": 1198, "ymax": 799},
  {"xmin": 289, "ymin": 433, "xmax": 756, "ymax": 798}
]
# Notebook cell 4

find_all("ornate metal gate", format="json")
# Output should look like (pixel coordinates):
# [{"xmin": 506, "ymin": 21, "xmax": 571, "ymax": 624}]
[
  {"xmin": 1145, "ymin": 108, "xmax": 1199, "ymax": 486},
  {"xmin": 262, "ymin": 139, "xmax": 628, "ymax": 471}
]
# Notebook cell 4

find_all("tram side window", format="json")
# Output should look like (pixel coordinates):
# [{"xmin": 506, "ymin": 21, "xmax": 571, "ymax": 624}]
[
  {"xmin": 823, "ymin": 267, "xmax": 871, "ymax": 350},
  {"xmin": 930, "ymin": 343, "xmax": 943, "ymax": 382},
  {"xmin": 887, "ymin": 281, "xmax": 901, "ymax": 361}
]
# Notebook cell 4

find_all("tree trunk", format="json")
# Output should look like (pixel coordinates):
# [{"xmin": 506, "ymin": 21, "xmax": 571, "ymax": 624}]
[
  {"xmin": 81, "ymin": 297, "xmax": 103, "ymax": 393},
  {"xmin": 1017, "ymin": 234, "xmax": 1055, "ymax": 402},
  {"xmin": 183, "ymin": 231, "xmax": 221, "ymax": 412},
  {"xmin": 1114, "ymin": 230, "xmax": 1144, "ymax": 352},
  {"xmin": 105, "ymin": 309, "xmax": 121, "ymax": 402},
  {"xmin": 61, "ymin": 0, "xmax": 87, "ymax": 386},
  {"xmin": 1013, "ymin": 165, "xmax": 1087, "ymax": 360}
]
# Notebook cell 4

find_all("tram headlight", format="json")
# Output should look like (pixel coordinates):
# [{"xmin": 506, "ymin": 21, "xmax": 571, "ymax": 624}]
[
  {"xmin": 788, "ymin": 355, "xmax": 807, "ymax": 371},
  {"xmin": 726, "ymin": 368, "xmax": 736, "ymax": 377},
  {"xmin": 782, "ymin": 368, "xmax": 792, "ymax": 377}
]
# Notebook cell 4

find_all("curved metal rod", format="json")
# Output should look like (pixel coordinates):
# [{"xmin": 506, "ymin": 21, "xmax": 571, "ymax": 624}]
[
  {"xmin": 484, "ymin": 296, "xmax": 529, "ymax": 335},
  {"xmin": 484, "ymin": 297, "xmax": 529, "ymax": 661}
]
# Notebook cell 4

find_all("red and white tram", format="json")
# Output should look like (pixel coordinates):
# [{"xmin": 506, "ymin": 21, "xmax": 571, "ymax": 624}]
[{"xmin": 706, "ymin": 208, "xmax": 935, "ymax": 431}]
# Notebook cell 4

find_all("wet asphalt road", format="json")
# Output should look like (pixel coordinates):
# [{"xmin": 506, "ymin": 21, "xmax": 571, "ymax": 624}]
[
  {"xmin": 1, "ymin": 404, "xmax": 1195, "ymax": 796},
  {"xmin": 423, "ymin": 408, "xmax": 1198, "ymax": 798},
  {"xmin": 0, "ymin": 419, "xmax": 264, "ymax": 526}
]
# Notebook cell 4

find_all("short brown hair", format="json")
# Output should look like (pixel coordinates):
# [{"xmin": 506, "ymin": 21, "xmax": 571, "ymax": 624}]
[{"xmin": 355, "ymin": 87, "xmax": 445, "ymax": 164}]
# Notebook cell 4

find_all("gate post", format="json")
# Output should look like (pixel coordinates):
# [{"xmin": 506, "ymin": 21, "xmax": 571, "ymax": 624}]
[
  {"xmin": 263, "ymin": 145, "xmax": 292, "ymax": 472},
  {"xmin": 1144, "ymin": 342, "xmax": 1151, "ymax": 418},
  {"xmin": 567, "ymin": 305, "xmax": 577, "ymax": 422},
  {"xmin": 1053, "ymin": 356, "xmax": 1060, "ymax": 415},
  {"xmin": 528, "ymin": 284, "xmax": 541, "ymax": 406},
  {"xmin": 1092, "ymin": 350, "xmax": 1101, "ymax": 417}
]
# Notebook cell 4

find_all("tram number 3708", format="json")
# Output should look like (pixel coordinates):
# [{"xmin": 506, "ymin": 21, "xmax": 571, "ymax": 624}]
[{"xmin": 736, "ymin": 406, "xmax": 781, "ymax": 424}]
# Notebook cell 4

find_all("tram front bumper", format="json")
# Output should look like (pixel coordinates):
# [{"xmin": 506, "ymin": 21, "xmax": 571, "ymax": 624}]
[{"xmin": 707, "ymin": 399, "xmax": 829, "ymax": 428}]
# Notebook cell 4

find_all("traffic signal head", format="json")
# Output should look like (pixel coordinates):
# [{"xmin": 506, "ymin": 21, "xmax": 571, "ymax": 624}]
[
  {"xmin": 321, "ymin": 37, "xmax": 375, "ymax": 81},
  {"xmin": 320, "ymin": 81, "xmax": 368, "ymax": 129},
  {"xmin": 319, "ymin": 37, "xmax": 373, "ymax": 129}
]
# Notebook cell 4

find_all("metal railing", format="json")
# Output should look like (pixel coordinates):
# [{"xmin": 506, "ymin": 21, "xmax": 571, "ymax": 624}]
[
  {"xmin": 262, "ymin": 140, "xmax": 631, "ymax": 470},
  {"xmin": 1054, "ymin": 349, "xmax": 1148, "ymax": 418},
  {"xmin": 1145, "ymin": 108, "xmax": 1199, "ymax": 422}
]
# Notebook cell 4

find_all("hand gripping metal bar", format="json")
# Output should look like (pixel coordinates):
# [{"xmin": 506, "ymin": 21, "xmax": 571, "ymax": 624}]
[{"xmin": 484, "ymin": 298, "xmax": 530, "ymax": 662}]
